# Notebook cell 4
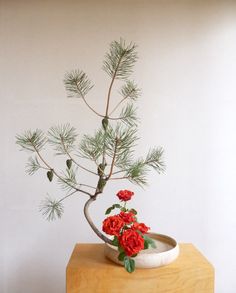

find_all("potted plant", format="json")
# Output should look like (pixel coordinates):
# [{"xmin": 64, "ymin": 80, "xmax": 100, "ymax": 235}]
[{"xmin": 16, "ymin": 39, "xmax": 179, "ymax": 273}]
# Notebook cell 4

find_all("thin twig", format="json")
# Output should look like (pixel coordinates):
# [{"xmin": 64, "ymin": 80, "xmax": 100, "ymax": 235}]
[
  {"xmin": 75, "ymin": 83, "xmax": 104, "ymax": 118},
  {"xmin": 106, "ymin": 137, "xmax": 119, "ymax": 180},
  {"xmin": 109, "ymin": 89, "xmax": 134, "ymax": 116},
  {"xmin": 107, "ymin": 115, "xmax": 129, "ymax": 121},
  {"xmin": 60, "ymin": 136, "xmax": 97, "ymax": 176},
  {"xmin": 58, "ymin": 190, "xmax": 79, "ymax": 203},
  {"xmin": 111, "ymin": 169, "xmax": 124, "ymax": 175},
  {"xmin": 111, "ymin": 158, "xmax": 160, "ymax": 176},
  {"xmin": 105, "ymin": 54, "xmax": 124, "ymax": 116},
  {"xmin": 79, "ymin": 184, "xmax": 97, "ymax": 190},
  {"xmin": 109, "ymin": 97, "xmax": 127, "ymax": 116},
  {"xmin": 103, "ymin": 55, "xmax": 124, "ymax": 167},
  {"xmin": 109, "ymin": 176, "xmax": 129, "ymax": 180}
]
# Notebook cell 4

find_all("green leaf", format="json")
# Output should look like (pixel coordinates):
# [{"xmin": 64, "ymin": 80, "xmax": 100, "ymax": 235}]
[
  {"xmin": 47, "ymin": 170, "xmax": 53, "ymax": 182},
  {"xmin": 143, "ymin": 235, "xmax": 156, "ymax": 248},
  {"xmin": 144, "ymin": 240, "xmax": 149, "ymax": 249},
  {"xmin": 118, "ymin": 245, "xmax": 124, "ymax": 253},
  {"xmin": 124, "ymin": 256, "xmax": 135, "ymax": 273},
  {"xmin": 105, "ymin": 204, "xmax": 122, "ymax": 215},
  {"xmin": 118, "ymin": 251, "xmax": 126, "ymax": 261},
  {"xmin": 113, "ymin": 204, "xmax": 121, "ymax": 209},
  {"xmin": 129, "ymin": 208, "xmax": 137, "ymax": 215},
  {"xmin": 112, "ymin": 236, "xmax": 119, "ymax": 247},
  {"xmin": 105, "ymin": 207, "xmax": 113, "ymax": 215},
  {"xmin": 66, "ymin": 159, "xmax": 72, "ymax": 169}
]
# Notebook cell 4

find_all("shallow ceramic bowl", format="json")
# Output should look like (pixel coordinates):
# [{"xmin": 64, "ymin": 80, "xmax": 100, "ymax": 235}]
[{"xmin": 104, "ymin": 233, "xmax": 179, "ymax": 268}]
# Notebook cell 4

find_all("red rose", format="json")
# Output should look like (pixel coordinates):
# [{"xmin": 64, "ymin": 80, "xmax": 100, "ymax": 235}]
[
  {"xmin": 132, "ymin": 222, "xmax": 150, "ymax": 234},
  {"xmin": 119, "ymin": 211, "xmax": 136, "ymax": 224},
  {"xmin": 116, "ymin": 190, "xmax": 134, "ymax": 202},
  {"xmin": 119, "ymin": 229, "xmax": 144, "ymax": 256},
  {"xmin": 102, "ymin": 215, "xmax": 125, "ymax": 236}
]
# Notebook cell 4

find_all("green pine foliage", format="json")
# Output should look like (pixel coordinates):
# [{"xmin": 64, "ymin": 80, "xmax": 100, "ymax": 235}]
[
  {"xmin": 40, "ymin": 197, "xmax": 64, "ymax": 221},
  {"xmin": 57, "ymin": 167, "xmax": 78, "ymax": 192},
  {"xmin": 16, "ymin": 129, "xmax": 46, "ymax": 152},
  {"xmin": 64, "ymin": 70, "xmax": 93, "ymax": 98},
  {"xmin": 47, "ymin": 124, "xmax": 77, "ymax": 155},
  {"xmin": 119, "ymin": 80, "xmax": 141, "ymax": 100},
  {"xmin": 119, "ymin": 103, "xmax": 138, "ymax": 127},
  {"xmin": 16, "ymin": 39, "xmax": 165, "ymax": 222},
  {"xmin": 26, "ymin": 156, "xmax": 42, "ymax": 175},
  {"xmin": 103, "ymin": 39, "xmax": 138, "ymax": 80},
  {"xmin": 79, "ymin": 128, "xmax": 105, "ymax": 161}
]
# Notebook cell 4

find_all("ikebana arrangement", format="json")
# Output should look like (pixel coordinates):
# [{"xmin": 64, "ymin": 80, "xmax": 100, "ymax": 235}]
[{"xmin": 16, "ymin": 39, "xmax": 165, "ymax": 273}]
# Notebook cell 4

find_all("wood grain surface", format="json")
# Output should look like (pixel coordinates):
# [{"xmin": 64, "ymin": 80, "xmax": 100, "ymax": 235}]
[{"xmin": 66, "ymin": 243, "xmax": 214, "ymax": 293}]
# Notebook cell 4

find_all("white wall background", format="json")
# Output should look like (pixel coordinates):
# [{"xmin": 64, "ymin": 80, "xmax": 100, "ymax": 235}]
[{"xmin": 1, "ymin": 0, "xmax": 236, "ymax": 292}]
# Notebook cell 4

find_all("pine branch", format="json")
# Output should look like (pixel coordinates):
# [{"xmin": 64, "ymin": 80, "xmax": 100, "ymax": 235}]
[
  {"xmin": 17, "ymin": 133, "xmax": 92, "ymax": 195},
  {"xmin": 103, "ymin": 39, "xmax": 138, "ymax": 80},
  {"xmin": 64, "ymin": 70, "xmax": 93, "ymax": 97},
  {"xmin": 117, "ymin": 103, "xmax": 139, "ymax": 127},
  {"xmin": 125, "ymin": 160, "xmax": 148, "ymax": 187},
  {"xmin": 48, "ymin": 124, "xmax": 97, "ymax": 175},
  {"xmin": 40, "ymin": 197, "xmax": 64, "ymax": 221},
  {"xmin": 26, "ymin": 156, "xmax": 48, "ymax": 175},
  {"xmin": 104, "ymin": 39, "xmax": 138, "ymax": 116},
  {"xmin": 84, "ymin": 197, "xmax": 113, "ymax": 245},
  {"xmin": 16, "ymin": 129, "xmax": 46, "ymax": 152},
  {"xmin": 145, "ymin": 147, "xmax": 165, "ymax": 173},
  {"xmin": 107, "ymin": 137, "xmax": 119, "ymax": 179},
  {"xmin": 65, "ymin": 151, "xmax": 98, "ymax": 176},
  {"xmin": 105, "ymin": 124, "xmax": 138, "ymax": 160},
  {"xmin": 64, "ymin": 70, "xmax": 103, "ymax": 117},
  {"xmin": 57, "ymin": 166, "xmax": 78, "ymax": 192},
  {"xmin": 16, "ymin": 39, "xmax": 165, "ymax": 245},
  {"xmin": 78, "ymin": 184, "xmax": 97, "ymax": 190},
  {"xmin": 109, "ymin": 81, "xmax": 141, "ymax": 116},
  {"xmin": 109, "ymin": 176, "xmax": 129, "ymax": 181},
  {"xmin": 119, "ymin": 80, "xmax": 141, "ymax": 100},
  {"xmin": 110, "ymin": 148, "xmax": 165, "ymax": 186},
  {"xmin": 40, "ymin": 190, "xmax": 79, "ymax": 221},
  {"xmin": 114, "ymin": 148, "xmax": 134, "ymax": 170},
  {"xmin": 79, "ymin": 128, "xmax": 105, "ymax": 162}
]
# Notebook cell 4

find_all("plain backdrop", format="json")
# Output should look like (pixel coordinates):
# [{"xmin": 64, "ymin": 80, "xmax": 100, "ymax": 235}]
[{"xmin": 1, "ymin": 0, "xmax": 236, "ymax": 292}]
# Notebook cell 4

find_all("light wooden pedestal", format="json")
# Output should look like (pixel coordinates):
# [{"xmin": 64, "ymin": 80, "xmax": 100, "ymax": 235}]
[{"xmin": 66, "ymin": 243, "xmax": 214, "ymax": 293}]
